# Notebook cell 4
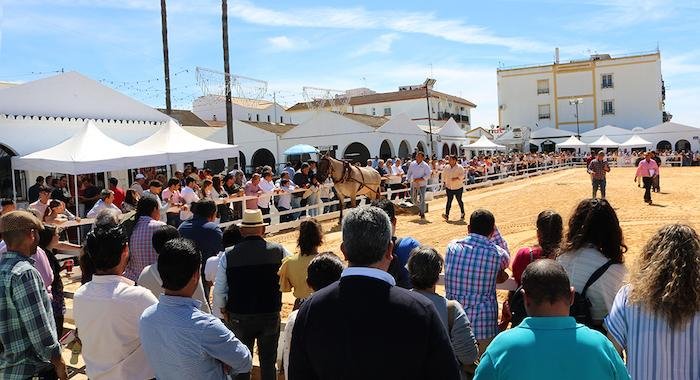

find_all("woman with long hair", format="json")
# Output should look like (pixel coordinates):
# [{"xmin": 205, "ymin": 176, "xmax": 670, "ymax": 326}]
[
  {"xmin": 557, "ymin": 198, "xmax": 628, "ymax": 327},
  {"xmin": 43, "ymin": 200, "xmax": 77, "ymax": 224},
  {"xmin": 278, "ymin": 219, "xmax": 324, "ymax": 307},
  {"xmin": 511, "ymin": 210, "xmax": 564, "ymax": 285},
  {"xmin": 605, "ymin": 224, "xmax": 700, "ymax": 380},
  {"xmin": 121, "ymin": 189, "xmax": 140, "ymax": 213}
]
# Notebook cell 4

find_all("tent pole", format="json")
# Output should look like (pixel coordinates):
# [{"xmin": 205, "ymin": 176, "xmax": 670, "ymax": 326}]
[
  {"xmin": 11, "ymin": 169, "xmax": 17, "ymax": 204},
  {"xmin": 74, "ymin": 176, "xmax": 80, "ymax": 217}
]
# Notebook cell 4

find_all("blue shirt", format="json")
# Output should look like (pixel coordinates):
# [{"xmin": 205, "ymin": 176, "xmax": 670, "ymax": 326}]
[
  {"xmin": 139, "ymin": 295, "xmax": 252, "ymax": 380},
  {"xmin": 178, "ymin": 217, "xmax": 224, "ymax": 262},
  {"xmin": 407, "ymin": 161, "xmax": 431, "ymax": 185},
  {"xmin": 474, "ymin": 317, "xmax": 629, "ymax": 380}
]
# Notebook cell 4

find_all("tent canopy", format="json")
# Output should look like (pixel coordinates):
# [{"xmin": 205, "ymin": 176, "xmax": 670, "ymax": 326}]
[
  {"xmin": 557, "ymin": 135, "xmax": 588, "ymax": 148},
  {"xmin": 131, "ymin": 119, "xmax": 239, "ymax": 164},
  {"xmin": 620, "ymin": 135, "xmax": 653, "ymax": 147},
  {"xmin": 463, "ymin": 135, "xmax": 506, "ymax": 150},
  {"xmin": 588, "ymin": 135, "xmax": 619, "ymax": 148},
  {"xmin": 284, "ymin": 144, "xmax": 319, "ymax": 155},
  {"xmin": 11, "ymin": 120, "xmax": 165, "ymax": 174}
]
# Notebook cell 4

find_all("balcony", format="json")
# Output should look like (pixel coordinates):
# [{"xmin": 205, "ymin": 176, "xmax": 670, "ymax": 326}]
[{"xmin": 436, "ymin": 111, "xmax": 470, "ymax": 124}]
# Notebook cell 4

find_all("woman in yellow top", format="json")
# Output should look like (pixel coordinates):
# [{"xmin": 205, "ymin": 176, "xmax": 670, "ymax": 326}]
[{"xmin": 278, "ymin": 219, "xmax": 324, "ymax": 308}]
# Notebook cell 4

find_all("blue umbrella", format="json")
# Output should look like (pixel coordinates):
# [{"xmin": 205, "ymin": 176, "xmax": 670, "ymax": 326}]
[{"xmin": 284, "ymin": 144, "xmax": 319, "ymax": 155}]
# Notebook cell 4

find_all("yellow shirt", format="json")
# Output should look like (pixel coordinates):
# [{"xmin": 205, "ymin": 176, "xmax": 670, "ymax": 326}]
[{"xmin": 278, "ymin": 253, "xmax": 317, "ymax": 299}]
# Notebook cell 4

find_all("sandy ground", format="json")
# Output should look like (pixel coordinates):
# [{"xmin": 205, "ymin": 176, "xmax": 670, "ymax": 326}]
[{"xmin": 269, "ymin": 166, "xmax": 700, "ymax": 314}]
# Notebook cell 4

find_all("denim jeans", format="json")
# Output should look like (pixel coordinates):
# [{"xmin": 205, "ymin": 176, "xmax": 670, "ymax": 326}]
[
  {"xmin": 411, "ymin": 185, "xmax": 427, "ymax": 216},
  {"xmin": 642, "ymin": 177, "xmax": 653, "ymax": 202},
  {"xmin": 445, "ymin": 188, "xmax": 464, "ymax": 216},
  {"xmin": 591, "ymin": 178, "xmax": 606, "ymax": 198},
  {"xmin": 290, "ymin": 196, "xmax": 302, "ymax": 220},
  {"xmin": 226, "ymin": 312, "xmax": 280, "ymax": 380}
]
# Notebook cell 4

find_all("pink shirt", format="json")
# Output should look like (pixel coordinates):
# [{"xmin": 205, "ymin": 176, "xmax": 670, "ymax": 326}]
[
  {"xmin": 244, "ymin": 181, "xmax": 262, "ymax": 210},
  {"xmin": 636, "ymin": 159, "xmax": 659, "ymax": 178},
  {"xmin": 161, "ymin": 188, "xmax": 183, "ymax": 205}
]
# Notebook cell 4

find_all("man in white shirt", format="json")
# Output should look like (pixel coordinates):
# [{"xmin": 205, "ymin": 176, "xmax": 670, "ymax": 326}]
[
  {"xmin": 258, "ymin": 171, "xmax": 276, "ymax": 224},
  {"xmin": 73, "ymin": 223, "xmax": 158, "ymax": 380},
  {"xmin": 130, "ymin": 174, "xmax": 147, "ymax": 195},
  {"xmin": 180, "ymin": 177, "xmax": 200, "ymax": 220},
  {"xmin": 86, "ymin": 190, "xmax": 121, "ymax": 219},
  {"xmin": 406, "ymin": 151, "xmax": 432, "ymax": 219},
  {"xmin": 276, "ymin": 179, "xmax": 296, "ymax": 223},
  {"xmin": 441, "ymin": 155, "xmax": 465, "ymax": 221}
]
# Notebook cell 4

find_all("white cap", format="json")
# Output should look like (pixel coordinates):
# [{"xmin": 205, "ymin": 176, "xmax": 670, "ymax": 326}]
[{"xmin": 135, "ymin": 174, "xmax": 146, "ymax": 180}]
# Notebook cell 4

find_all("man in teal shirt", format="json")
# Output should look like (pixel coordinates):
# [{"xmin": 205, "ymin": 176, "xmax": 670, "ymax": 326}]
[{"xmin": 474, "ymin": 259, "xmax": 629, "ymax": 380}]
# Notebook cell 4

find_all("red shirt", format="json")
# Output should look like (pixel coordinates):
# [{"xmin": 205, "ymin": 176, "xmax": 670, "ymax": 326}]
[
  {"xmin": 511, "ymin": 246, "xmax": 543, "ymax": 286},
  {"xmin": 111, "ymin": 185, "xmax": 125, "ymax": 208}
]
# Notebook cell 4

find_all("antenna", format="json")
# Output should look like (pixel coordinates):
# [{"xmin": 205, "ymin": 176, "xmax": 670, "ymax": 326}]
[{"xmin": 195, "ymin": 66, "xmax": 268, "ymax": 107}]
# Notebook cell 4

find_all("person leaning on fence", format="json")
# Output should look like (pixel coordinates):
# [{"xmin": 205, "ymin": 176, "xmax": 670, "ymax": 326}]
[{"xmin": 474, "ymin": 259, "xmax": 629, "ymax": 380}]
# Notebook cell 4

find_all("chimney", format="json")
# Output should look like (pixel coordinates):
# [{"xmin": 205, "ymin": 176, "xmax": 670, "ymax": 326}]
[{"xmin": 555, "ymin": 47, "xmax": 560, "ymax": 64}]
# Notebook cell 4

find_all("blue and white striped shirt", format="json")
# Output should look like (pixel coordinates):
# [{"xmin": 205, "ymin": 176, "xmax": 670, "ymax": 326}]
[{"xmin": 605, "ymin": 284, "xmax": 700, "ymax": 380}]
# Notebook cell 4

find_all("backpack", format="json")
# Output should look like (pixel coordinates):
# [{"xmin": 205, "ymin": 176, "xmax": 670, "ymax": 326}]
[{"xmin": 569, "ymin": 259, "xmax": 614, "ymax": 329}]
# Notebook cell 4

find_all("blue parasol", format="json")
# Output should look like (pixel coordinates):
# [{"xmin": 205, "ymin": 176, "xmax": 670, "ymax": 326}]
[{"xmin": 284, "ymin": 144, "xmax": 319, "ymax": 155}]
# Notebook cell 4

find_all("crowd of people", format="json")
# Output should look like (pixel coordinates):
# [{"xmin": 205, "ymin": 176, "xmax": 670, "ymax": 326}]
[{"xmin": 2, "ymin": 188, "xmax": 700, "ymax": 379}]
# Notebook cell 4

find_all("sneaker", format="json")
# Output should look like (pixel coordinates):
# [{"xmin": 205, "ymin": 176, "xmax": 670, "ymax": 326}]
[
  {"xmin": 442, "ymin": 213, "xmax": 448, "ymax": 221},
  {"xmin": 460, "ymin": 213, "xmax": 465, "ymax": 220}
]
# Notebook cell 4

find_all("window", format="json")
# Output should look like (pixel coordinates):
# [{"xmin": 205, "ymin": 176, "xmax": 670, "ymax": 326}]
[
  {"xmin": 247, "ymin": 113, "xmax": 252, "ymax": 121},
  {"xmin": 371, "ymin": 107, "xmax": 376, "ymax": 116},
  {"xmin": 602, "ymin": 100, "xmax": 615, "ymax": 115},
  {"xmin": 280, "ymin": 116, "xmax": 284, "ymax": 123},
  {"xmin": 383, "ymin": 107, "xmax": 392, "ymax": 116},
  {"xmin": 538, "ymin": 104, "xmax": 551, "ymax": 119},
  {"xmin": 537, "ymin": 79, "xmax": 550, "ymax": 94},
  {"xmin": 601, "ymin": 74, "xmax": 613, "ymax": 89},
  {"xmin": 256, "ymin": 114, "xmax": 260, "ymax": 121},
  {"xmin": 267, "ymin": 115, "xmax": 271, "ymax": 122}
]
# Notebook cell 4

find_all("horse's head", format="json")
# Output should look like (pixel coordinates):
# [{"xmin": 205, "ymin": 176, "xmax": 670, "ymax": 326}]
[{"xmin": 316, "ymin": 155, "xmax": 331, "ymax": 182}]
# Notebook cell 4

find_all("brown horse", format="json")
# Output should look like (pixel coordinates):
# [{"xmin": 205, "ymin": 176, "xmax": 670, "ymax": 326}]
[{"xmin": 316, "ymin": 155, "xmax": 382, "ymax": 222}]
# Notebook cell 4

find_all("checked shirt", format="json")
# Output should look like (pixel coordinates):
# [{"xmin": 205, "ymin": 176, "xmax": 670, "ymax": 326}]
[
  {"xmin": 445, "ymin": 233, "xmax": 510, "ymax": 340},
  {"xmin": 124, "ymin": 216, "xmax": 166, "ymax": 281},
  {"xmin": 0, "ymin": 252, "xmax": 61, "ymax": 379}
]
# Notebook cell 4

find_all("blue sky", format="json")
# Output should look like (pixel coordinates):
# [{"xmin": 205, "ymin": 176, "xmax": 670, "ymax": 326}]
[{"xmin": 1, "ymin": 0, "xmax": 699, "ymax": 128}]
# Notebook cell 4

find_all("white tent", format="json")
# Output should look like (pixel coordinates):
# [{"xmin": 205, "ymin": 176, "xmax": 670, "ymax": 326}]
[
  {"xmin": 463, "ymin": 135, "xmax": 506, "ymax": 150},
  {"xmin": 131, "ymin": 119, "xmax": 239, "ymax": 164},
  {"xmin": 588, "ymin": 135, "xmax": 619, "ymax": 148},
  {"xmin": 557, "ymin": 135, "xmax": 588, "ymax": 149},
  {"xmin": 619, "ymin": 135, "xmax": 653, "ymax": 148},
  {"xmin": 11, "ymin": 120, "xmax": 164, "ymax": 174}
]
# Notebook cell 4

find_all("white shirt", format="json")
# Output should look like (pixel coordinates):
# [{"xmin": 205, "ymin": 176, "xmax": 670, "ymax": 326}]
[
  {"xmin": 257, "ymin": 179, "xmax": 276, "ymax": 208},
  {"xmin": 28, "ymin": 199, "xmax": 50, "ymax": 218},
  {"xmin": 86, "ymin": 200, "xmax": 121, "ymax": 219},
  {"xmin": 391, "ymin": 165, "xmax": 405, "ymax": 176},
  {"xmin": 340, "ymin": 267, "xmax": 396, "ymax": 286},
  {"xmin": 180, "ymin": 186, "xmax": 200, "ymax": 220},
  {"xmin": 277, "ymin": 185, "xmax": 295, "ymax": 210},
  {"xmin": 73, "ymin": 275, "xmax": 158, "ymax": 380},
  {"xmin": 137, "ymin": 264, "xmax": 211, "ymax": 314},
  {"xmin": 204, "ymin": 253, "xmax": 221, "ymax": 283},
  {"xmin": 557, "ymin": 246, "xmax": 628, "ymax": 320}
]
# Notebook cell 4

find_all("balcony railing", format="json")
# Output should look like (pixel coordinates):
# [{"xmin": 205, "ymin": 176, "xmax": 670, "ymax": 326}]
[{"xmin": 436, "ymin": 112, "xmax": 470, "ymax": 124}]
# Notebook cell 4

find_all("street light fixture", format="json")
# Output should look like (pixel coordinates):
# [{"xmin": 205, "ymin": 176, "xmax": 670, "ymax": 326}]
[{"xmin": 569, "ymin": 98, "xmax": 583, "ymax": 139}]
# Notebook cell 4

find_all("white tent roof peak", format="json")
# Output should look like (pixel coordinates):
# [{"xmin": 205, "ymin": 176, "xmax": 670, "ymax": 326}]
[
  {"xmin": 530, "ymin": 127, "xmax": 573, "ymax": 139},
  {"xmin": 588, "ymin": 135, "xmax": 620, "ymax": 148},
  {"xmin": 464, "ymin": 135, "xmax": 506, "ymax": 150},
  {"xmin": 557, "ymin": 135, "xmax": 588, "ymax": 148},
  {"xmin": 11, "ymin": 120, "xmax": 165, "ymax": 174},
  {"xmin": 131, "ymin": 119, "xmax": 239, "ymax": 163},
  {"xmin": 581, "ymin": 125, "xmax": 631, "ymax": 138},
  {"xmin": 437, "ymin": 118, "xmax": 467, "ymax": 137},
  {"xmin": 620, "ymin": 135, "xmax": 653, "ymax": 147},
  {"xmin": 643, "ymin": 121, "xmax": 700, "ymax": 134},
  {"xmin": 0, "ymin": 71, "xmax": 171, "ymax": 123}
]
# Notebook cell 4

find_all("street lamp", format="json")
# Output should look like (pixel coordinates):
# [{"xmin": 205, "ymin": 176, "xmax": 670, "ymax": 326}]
[{"xmin": 569, "ymin": 98, "xmax": 583, "ymax": 139}]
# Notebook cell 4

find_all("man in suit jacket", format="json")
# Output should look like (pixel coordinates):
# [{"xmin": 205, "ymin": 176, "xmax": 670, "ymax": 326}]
[{"xmin": 289, "ymin": 206, "xmax": 461, "ymax": 380}]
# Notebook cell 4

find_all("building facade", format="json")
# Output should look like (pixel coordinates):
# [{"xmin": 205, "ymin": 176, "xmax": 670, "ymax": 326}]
[
  {"xmin": 497, "ymin": 51, "xmax": 666, "ymax": 134},
  {"xmin": 192, "ymin": 95, "xmax": 294, "ymax": 125}
]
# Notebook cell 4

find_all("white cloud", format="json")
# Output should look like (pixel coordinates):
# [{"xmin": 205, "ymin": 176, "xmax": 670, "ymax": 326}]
[
  {"xmin": 266, "ymin": 35, "xmax": 310, "ymax": 51},
  {"xmin": 663, "ymin": 51, "xmax": 700, "ymax": 76},
  {"xmin": 353, "ymin": 33, "xmax": 400, "ymax": 56},
  {"xmin": 229, "ymin": 1, "xmax": 547, "ymax": 52},
  {"xmin": 569, "ymin": 0, "xmax": 674, "ymax": 31}
]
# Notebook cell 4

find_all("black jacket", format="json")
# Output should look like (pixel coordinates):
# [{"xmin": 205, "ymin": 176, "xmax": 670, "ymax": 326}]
[{"xmin": 289, "ymin": 275, "xmax": 461, "ymax": 380}]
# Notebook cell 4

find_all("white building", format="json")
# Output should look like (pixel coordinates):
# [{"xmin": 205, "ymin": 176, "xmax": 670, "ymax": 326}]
[
  {"xmin": 497, "ymin": 51, "xmax": 666, "ymax": 134},
  {"xmin": 287, "ymin": 79, "xmax": 476, "ymax": 131},
  {"xmin": 192, "ymin": 95, "xmax": 294, "ymax": 125}
]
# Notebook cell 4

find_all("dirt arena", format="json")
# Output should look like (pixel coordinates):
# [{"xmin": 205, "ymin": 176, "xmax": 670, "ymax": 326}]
[{"xmin": 271, "ymin": 166, "xmax": 700, "ymax": 316}]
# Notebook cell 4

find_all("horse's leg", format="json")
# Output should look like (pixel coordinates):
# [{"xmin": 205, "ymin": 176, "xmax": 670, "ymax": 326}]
[
  {"xmin": 350, "ymin": 189, "xmax": 357, "ymax": 208},
  {"xmin": 337, "ymin": 192, "xmax": 344, "ymax": 224}
]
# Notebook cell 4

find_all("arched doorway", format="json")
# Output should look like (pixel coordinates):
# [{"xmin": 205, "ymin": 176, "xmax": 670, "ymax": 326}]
[
  {"xmin": 656, "ymin": 140, "xmax": 672, "ymax": 152},
  {"xmin": 379, "ymin": 140, "xmax": 393, "ymax": 159},
  {"xmin": 343, "ymin": 142, "xmax": 371, "ymax": 164},
  {"xmin": 416, "ymin": 141, "xmax": 426, "ymax": 154},
  {"xmin": 540, "ymin": 140, "xmax": 556, "ymax": 153},
  {"xmin": 450, "ymin": 144, "xmax": 458, "ymax": 156},
  {"xmin": 398, "ymin": 140, "xmax": 410, "ymax": 159},
  {"xmin": 675, "ymin": 139, "xmax": 691, "ymax": 152},
  {"xmin": 442, "ymin": 143, "xmax": 450, "ymax": 158},
  {"xmin": 0, "ymin": 144, "xmax": 19, "ymax": 199},
  {"xmin": 251, "ymin": 148, "xmax": 276, "ymax": 172}
]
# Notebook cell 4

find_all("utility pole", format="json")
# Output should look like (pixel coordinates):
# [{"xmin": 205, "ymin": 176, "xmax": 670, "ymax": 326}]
[
  {"xmin": 222, "ymin": 0, "xmax": 235, "ymax": 169},
  {"xmin": 273, "ymin": 92, "xmax": 278, "ymax": 123},
  {"xmin": 160, "ymin": 0, "xmax": 171, "ymax": 114}
]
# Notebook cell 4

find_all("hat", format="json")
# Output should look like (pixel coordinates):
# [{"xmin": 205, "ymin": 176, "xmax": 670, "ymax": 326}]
[
  {"xmin": 238, "ymin": 209, "xmax": 268, "ymax": 228},
  {"xmin": 135, "ymin": 174, "xmax": 146, "ymax": 180},
  {"xmin": 0, "ymin": 210, "xmax": 44, "ymax": 233}
]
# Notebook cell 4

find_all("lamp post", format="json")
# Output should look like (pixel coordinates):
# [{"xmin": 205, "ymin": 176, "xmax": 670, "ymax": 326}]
[
  {"xmin": 423, "ymin": 78, "xmax": 437, "ymax": 157},
  {"xmin": 569, "ymin": 98, "xmax": 583, "ymax": 139}
]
